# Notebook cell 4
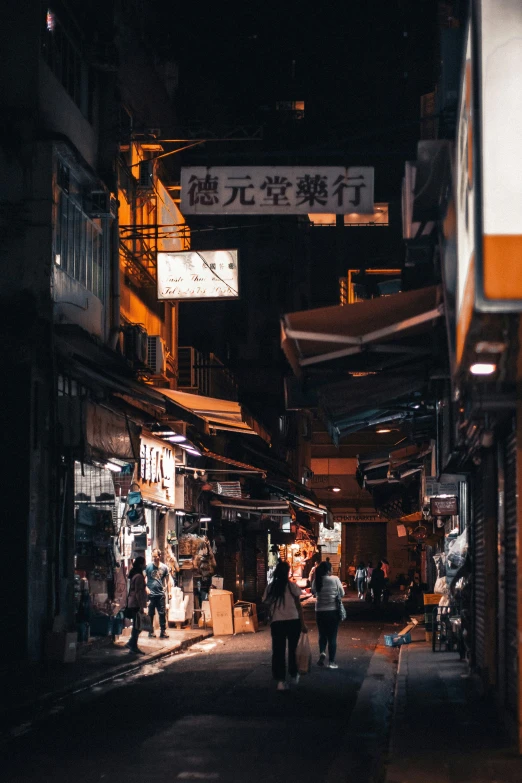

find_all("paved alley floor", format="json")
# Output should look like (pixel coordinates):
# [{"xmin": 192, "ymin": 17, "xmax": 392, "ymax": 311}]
[{"xmin": 2, "ymin": 599, "xmax": 400, "ymax": 783}]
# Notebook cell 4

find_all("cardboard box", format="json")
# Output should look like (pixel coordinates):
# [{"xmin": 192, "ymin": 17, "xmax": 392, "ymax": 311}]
[
  {"xmin": 234, "ymin": 601, "xmax": 257, "ymax": 618},
  {"xmin": 211, "ymin": 576, "xmax": 224, "ymax": 590},
  {"xmin": 209, "ymin": 589, "xmax": 234, "ymax": 635},
  {"xmin": 234, "ymin": 614, "xmax": 258, "ymax": 634},
  {"xmin": 46, "ymin": 631, "xmax": 77, "ymax": 663}
]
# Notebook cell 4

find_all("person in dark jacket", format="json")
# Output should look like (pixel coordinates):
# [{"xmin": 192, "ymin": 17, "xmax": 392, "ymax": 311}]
[
  {"xmin": 126, "ymin": 556, "xmax": 147, "ymax": 654},
  {"xmin": 370, "ymin": 562, "xmax": 386, "ymax": 607}
]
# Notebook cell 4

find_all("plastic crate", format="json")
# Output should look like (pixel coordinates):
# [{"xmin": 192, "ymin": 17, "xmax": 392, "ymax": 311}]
[{"xmin": 384, "ymin": 631, "xmax": 411, "ymax": 647}]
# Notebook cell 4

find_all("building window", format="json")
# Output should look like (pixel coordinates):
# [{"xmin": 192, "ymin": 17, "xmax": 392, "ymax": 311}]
[
  {"xmin": 41, "ymin": 7, "xmax": 90, "ymax": 118},
  {"xmin": 55, "ymin": 163, "xmax": 107, "ymax": 302}
]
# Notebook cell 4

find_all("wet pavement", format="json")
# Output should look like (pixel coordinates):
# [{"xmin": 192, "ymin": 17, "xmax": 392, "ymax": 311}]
[{"xmin": 2, "ymin": 598, "xmax": 401, "ymax": 783}]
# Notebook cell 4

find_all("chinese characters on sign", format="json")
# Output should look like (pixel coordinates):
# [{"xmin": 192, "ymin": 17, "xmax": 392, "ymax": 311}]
[
  {"xmin": 157, "ymin": 249, "xmax": 239, "ymax": 301},
  {"xmin": 181, "ymin": 166, "xmax": 374, "ymax": 215}
]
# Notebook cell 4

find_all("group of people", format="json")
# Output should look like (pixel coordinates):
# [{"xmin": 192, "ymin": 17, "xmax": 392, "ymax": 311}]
[
  {"xmin": 262, "ymin": 559, "xmax": 344, "ymax": 691},
  {"xmin": 126, "ymin": 548, "xmax": 171, "ymax": 654},
  {"xmin": 355, "ymin": 559, "xmax": 390, "ymax": 605}
]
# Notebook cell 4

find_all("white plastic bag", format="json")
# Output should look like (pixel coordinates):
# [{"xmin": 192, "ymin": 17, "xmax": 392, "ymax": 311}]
[
  {"xmin": 296, "ymin": 632, "xmax": 312, "ymax": 675},
  {"xmin": 434, "ymin": 576, "xmax": 447, "ymax": 594}
]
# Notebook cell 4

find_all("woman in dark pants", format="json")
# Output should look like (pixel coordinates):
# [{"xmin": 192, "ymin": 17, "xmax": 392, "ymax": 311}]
[
  {"xmin": 311, "ymin": 561, "xmax": 345, "ymax": 668},
  {"xmin": 126, "ymin": 556, "xmax": 147, "ymax": 654},
  {"xmin": 263, "ymin": 561, "xmax": 307, "ymax": 691}
]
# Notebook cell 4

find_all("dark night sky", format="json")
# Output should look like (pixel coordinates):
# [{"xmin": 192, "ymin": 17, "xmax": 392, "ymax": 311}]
[
  {"xmin": 143, "ymin": 1, "xmax": 440, "ymax": 421},
  {"xmin": 166, "ymin": 1, "xmax": 438, "ymax": 144}
]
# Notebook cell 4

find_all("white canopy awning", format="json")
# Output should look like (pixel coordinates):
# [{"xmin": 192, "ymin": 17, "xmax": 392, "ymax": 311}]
[{"xmin": 156, "ymin": 389, "xmax": 270, "ymax": 442}]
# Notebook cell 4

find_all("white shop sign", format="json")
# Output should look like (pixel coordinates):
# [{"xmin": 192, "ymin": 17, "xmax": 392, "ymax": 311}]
[
  {"xmin": 138, "ymin": 435, "xmax": 175, "ymax": 504},
  {"xmin": 157, "ymin": 250, "xmax": 239, "ymax": 301}
]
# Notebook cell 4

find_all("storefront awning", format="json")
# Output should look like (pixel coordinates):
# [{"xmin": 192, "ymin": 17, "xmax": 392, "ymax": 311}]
[
  {"xmin": 281, "ymin": 286, "xmax": 444, "ymax": 376},
  {"xmin": 266, "ymin": 481, "xmax": 328, "ymax": 517},
  {"xmin": 210, "ymin": 494, "xmax": 291, "ymax": 514},
  {"xmin": 316, "ymin": 369, "xmax": 429, "ymax": 442},
  {"xmin": 156, "ymin": 389, "xmax": 270, "ymax": 443},
  {"xmin": 201, "ymin": 449, "xmax": 267, "ymax": 474}
]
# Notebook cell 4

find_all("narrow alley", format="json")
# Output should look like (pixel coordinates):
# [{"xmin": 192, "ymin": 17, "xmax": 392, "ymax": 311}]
[{"xmin": 3, "ymin": 600, "xmax": 400, "ymax": 783}]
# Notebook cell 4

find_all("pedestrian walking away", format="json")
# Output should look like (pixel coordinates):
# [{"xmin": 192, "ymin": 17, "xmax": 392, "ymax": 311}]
[
  {"xmin": 311, "ymin": 560, "xmax": 344, "ymax": 668},
  {"xmin": 355, "ymin": 561, "xmax": 367, "ymax": 600},
  {"xmin": 145, "ymin": 548, "xmax": 170, "ymax": 638},
  {"xmin": 262, "ymin": 560, "xmax": 307, "ymax": 691},
  {"xmin": 370, "ymin": 562, "xmax": 386, "ymax": 607},
  {"xmin": 125, "ymin": 556, "xmax": 147, "ymax": 654}
]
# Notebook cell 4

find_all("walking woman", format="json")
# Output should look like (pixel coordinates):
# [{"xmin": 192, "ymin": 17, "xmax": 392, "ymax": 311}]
[
  {"xmin": 311, "ymin": 561, "xmax": 344, "ymax": 668},
  {"xmin": 355, "ymin": 561, "xmax": 367, "ymax": 600},
  {"xmin": 263, "ymin": 560, "xmax": 307, "ymax": 691},
  {"xmin": 126, "ymin": 556, "xmax": 147, "ymax": 654}
]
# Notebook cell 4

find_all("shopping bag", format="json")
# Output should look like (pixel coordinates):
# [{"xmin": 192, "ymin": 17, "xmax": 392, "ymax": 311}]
[
  {"xmin": 136, "ymin": 612, "xmax": 153, "ymax": 633},
  {"xmin": 296, "ymin": 632, "xmax": 312, "ymax": 675}
]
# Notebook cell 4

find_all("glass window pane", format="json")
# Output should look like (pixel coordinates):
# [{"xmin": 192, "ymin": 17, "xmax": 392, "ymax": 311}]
[
  {"xmin": 68, "ymin": 200, "xmax": 75, "ymax": 279},
  {"xmin": 79, "ymin": 212, "xmax": 86, "ymax": 288},
  {"xmin": 86, "ymin": 222, "xmax": 93, "ymax": 294},
  {"xmin": 60, "ymin": 193, "xmax": 69, "ymax": 273}
]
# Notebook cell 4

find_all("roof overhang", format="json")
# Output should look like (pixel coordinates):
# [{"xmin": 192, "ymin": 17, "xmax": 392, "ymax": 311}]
[
  {"xmin": 281, "ymin": 285, "xmax": 444, "ymax": 376},
  {"xmin": 156, "ymin": 388, "xmax": 270, "ymax": 443}
]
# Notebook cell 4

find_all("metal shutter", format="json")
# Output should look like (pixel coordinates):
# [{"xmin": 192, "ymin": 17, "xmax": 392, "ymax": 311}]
[
  {"xmin": 243, "ymin": 533, "xmax": 257, "ymax": 603},
  {"xmin": 256, "ymin": 533, "xmax": 268, "ymax": 600},
  {"xmin": 473, "ymin": 466, "xmax": 486, "ymax": 674},
  {"xmin": 504, "ymin": 429, "xmax": 518, "ymax": 717}
]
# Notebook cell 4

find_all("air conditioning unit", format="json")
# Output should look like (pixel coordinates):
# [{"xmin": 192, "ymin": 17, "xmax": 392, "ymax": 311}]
[
  {"xmin": 137, "ymin": 159, "xmax": 154, "ymax": 191},
  {"xmin": 147, "ymin": 335, "xmax": 167, "ymax": 375},
  {"xmin": 85, "ymin": 191, "xmax": 115, "ymax": 218},
  {"xmin": 123, "ymin": 324, "xmax": 148, "ymax": 366}
]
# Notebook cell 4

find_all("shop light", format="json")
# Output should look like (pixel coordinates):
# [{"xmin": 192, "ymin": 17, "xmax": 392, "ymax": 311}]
[
  {"xmin": 200, "ymin": 517, "xmax": 211, "ymax": 522},
  {"xmin": 376, "ymin": 428, "xmax": 392, "ymax": 434},
  {"xmin": 167, "ymin": 434, "xmax": 187, "ymax": 443},
  {"xmin": 470, "ymin": 362, "xmax": 496, "ymax": 376},
  {"xmin": 185, "ymin": 448, "xmax": 202, "ymax": 456},
  {"xmin": 327, "ymin": 485, "xmax": 341, "ymax": 493},
  {"xmin": 175, "ymin": 510, "xmax": 185, "ymax": 516}
]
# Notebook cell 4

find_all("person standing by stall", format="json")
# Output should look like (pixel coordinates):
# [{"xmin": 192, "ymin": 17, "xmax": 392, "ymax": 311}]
[
  {"xmin": 263, "ymin": 560, "xmax": 307, "ymax": 691},
  {"xmin": 126, "ymin": 556, "xmax": 147, "ymax": 654},
  {"xmin": 311, "ymin": 561, "xmax": 345, "ymax": 669},
  {"xmin": 145, "ymin": 549, "xmax": 170, "ymax": 639}
]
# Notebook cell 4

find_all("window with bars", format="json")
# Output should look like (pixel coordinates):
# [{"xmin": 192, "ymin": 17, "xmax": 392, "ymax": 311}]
[{"xmin": 54, "ymin": 163, "xmax": 107, "ymax": 302}]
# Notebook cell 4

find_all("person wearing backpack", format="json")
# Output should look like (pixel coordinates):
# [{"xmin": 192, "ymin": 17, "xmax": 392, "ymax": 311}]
[{"xmin": 355, "ymin": 562, "xmax": 367, "ymax": 600}]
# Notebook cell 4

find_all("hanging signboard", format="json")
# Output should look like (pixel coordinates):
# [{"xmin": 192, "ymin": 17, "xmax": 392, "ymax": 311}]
[
  {"xmin": 157, "ymin": 250, "xmax": 239, "ymax": 301},
  {"xmin": 332, "ymin": 512, "xmax": 383, "ymax": 523},
  {"xmin": 430, "ymin": 496, "xmax": 459, "ymax": 516},
  {"xmin": 425, "ymin": 478, "xmax": 459, "ymax": 497},
  {"xmin": 180, "ymin": 166, "xmax": 374, "ymax": 215}
]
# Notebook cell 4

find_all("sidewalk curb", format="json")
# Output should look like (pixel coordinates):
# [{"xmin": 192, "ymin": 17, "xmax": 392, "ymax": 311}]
[
  {"xmin": 383, "ymin": 640, "xmax": 407, "ymax": 783},
  {"xmin": 1, "ymin": 631, "xmax": 212, "ymax": 740},
  {"xmin": 325, "ymin": 629, "xmax": 400, "ymax": 783}
]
